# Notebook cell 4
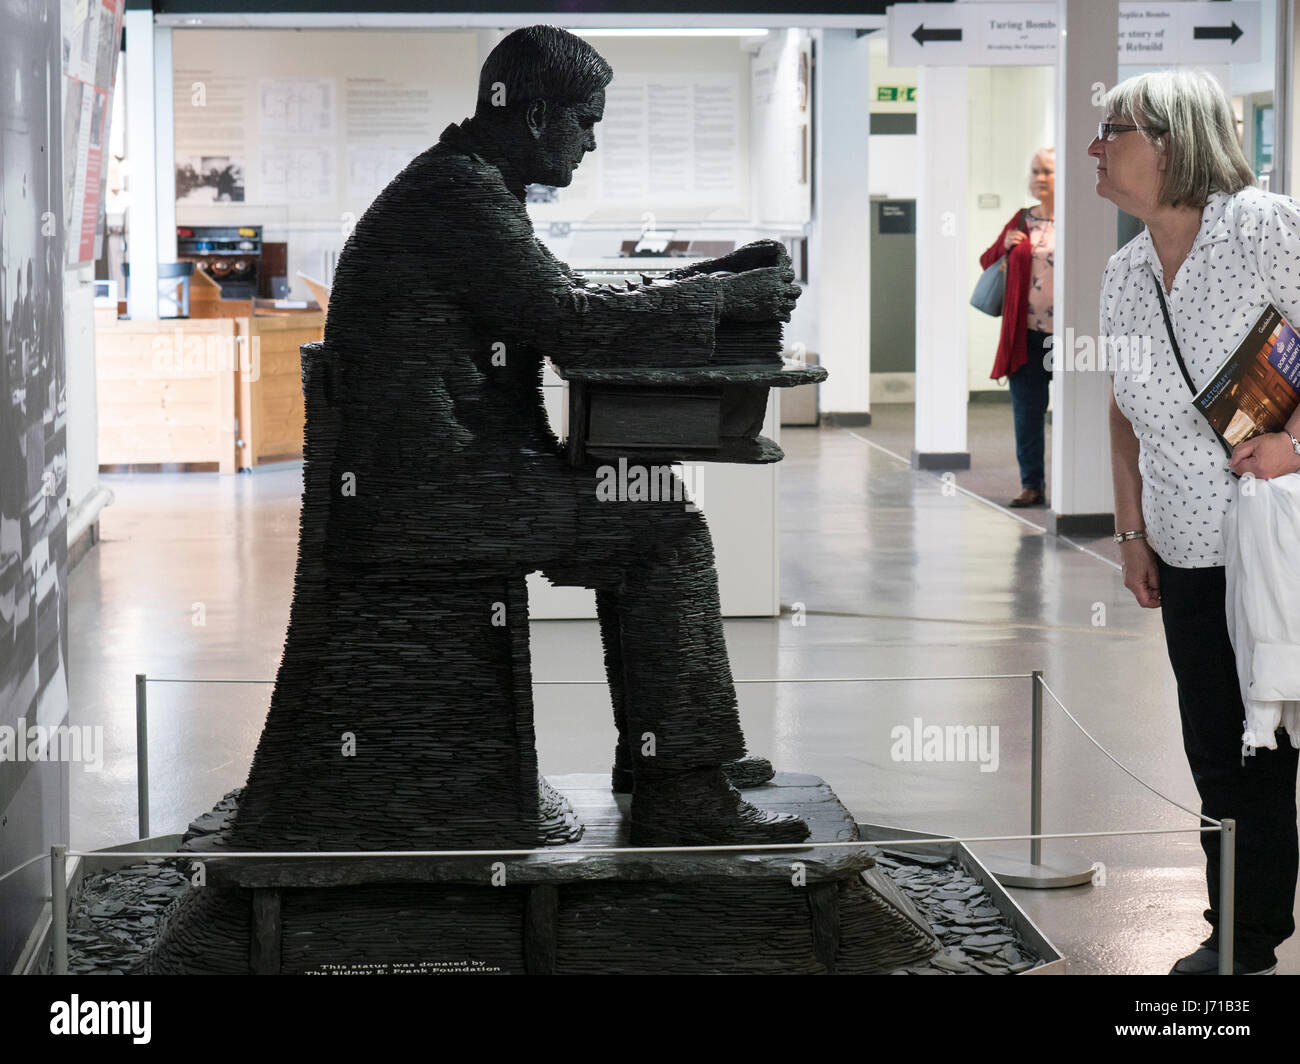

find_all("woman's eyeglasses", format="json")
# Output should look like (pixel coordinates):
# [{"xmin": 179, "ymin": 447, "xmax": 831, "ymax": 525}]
[{"xmin": 1097, "ymin": 122, "xmax": 1162, "ymax": 141}]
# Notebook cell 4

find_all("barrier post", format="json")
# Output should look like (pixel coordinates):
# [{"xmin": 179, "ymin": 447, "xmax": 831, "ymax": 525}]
[
  {"xmin": 984, "ymin": 669, "xmax": 1095, "ymax": 888},
  {"xmin": 1218, "ymin": 819, "xmax": 1235, "ymax": 975},
  {"xmin": 136, "ymin": 673, "xmax": 149, "ymax": 839},
  {"xmin": 1030, "ymin": 669, "xmax": 1043, "ymax": 866},
  {"xmin": 51, "ymin": 845, "xmax": 67, "ymax": 975}
]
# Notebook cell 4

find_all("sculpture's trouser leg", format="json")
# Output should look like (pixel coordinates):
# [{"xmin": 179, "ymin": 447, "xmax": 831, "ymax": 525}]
[
  {"xmin": 595, "ymin": 590, "xmax": 631, "ymax": 763},
  {"xmin": 539, "ymin": 468, "xmax": 746, "ymax": 778}
]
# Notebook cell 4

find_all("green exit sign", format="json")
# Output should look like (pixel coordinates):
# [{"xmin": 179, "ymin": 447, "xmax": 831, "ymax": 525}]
[{"xmin": 877, "ymin": 86, "xmax": 917, "ymax": 102}]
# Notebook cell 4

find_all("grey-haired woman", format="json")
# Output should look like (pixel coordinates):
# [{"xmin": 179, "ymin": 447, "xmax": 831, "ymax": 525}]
[{"xmin": 1098, "ymin": 68, "xmax": 1300, "ymax": 975}]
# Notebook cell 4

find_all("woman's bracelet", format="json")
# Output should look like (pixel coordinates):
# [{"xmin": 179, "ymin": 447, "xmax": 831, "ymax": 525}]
[{"xmin": 1113, "ymin": 529, "xmax": 1147, "ymax": 544}]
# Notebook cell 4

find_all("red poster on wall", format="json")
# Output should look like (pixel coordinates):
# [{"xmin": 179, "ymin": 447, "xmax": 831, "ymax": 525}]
[{"xmin": 62, "ymin": 0, "xmax": 123, "ymax": 265}]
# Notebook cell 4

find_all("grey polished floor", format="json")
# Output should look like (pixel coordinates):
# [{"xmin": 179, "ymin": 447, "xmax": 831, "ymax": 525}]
[{"xmin": 67, "ymin": 415, "xmax": 1300, "ymax": 975}]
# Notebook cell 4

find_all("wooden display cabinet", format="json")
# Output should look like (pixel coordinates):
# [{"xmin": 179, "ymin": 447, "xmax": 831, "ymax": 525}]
[{"xmin": 94, "ymin": 270, "xmax": 324, "ymax": 472}]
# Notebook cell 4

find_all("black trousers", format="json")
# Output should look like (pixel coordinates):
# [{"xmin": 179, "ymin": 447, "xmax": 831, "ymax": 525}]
[{"xmin": 1156, "ymin": 557, "xmax": 1300, "ymax": 968}]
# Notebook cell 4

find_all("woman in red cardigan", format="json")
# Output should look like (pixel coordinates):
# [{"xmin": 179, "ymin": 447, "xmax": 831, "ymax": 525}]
[{"xmin": 978, "ymin": 148, "xmax": 1056, "ymax": 507}]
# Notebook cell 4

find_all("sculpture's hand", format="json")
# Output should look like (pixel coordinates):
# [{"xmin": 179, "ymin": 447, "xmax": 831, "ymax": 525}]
[
  {"xmin": 661, "ymin": 239, "xmax": 791, "ymax": 281},
  {"xmin": 716, "ymin": 266, "xmax": 802, "ymax": 323},
  {"xmin": 703, "ymin": 239, "xmax": 791, "ymax": 276}
]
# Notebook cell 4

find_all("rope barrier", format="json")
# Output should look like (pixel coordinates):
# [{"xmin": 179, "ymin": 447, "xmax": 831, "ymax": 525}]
[
  {"xmin": 135, "ymin": 671, "xmax": 1215, "ymax": 828},
  {"xmin": 68, "ymin": 823, "xmax": 1222, "ymax": 863},
  {"xmin": 1036, "ymin": 674, "xmax": 1217, "ymax": 826},
  {"xmin": 0, "ymin": 852, "xmax": 50, "ymax": 885}
]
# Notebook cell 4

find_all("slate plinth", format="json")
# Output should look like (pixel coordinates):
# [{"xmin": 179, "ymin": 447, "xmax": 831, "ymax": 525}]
[
  {"xmin": 202, "ymin": 772, "xmax": 866, "ymax": 889},
  {"xmin": 146, "ymin": 773, "xmax": 939, "ymax": 975}
]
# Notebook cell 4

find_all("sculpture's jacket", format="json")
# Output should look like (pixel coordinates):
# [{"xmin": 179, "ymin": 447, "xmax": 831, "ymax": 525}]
[{"xmin": 322, "ymin": 119, "xmax": 721, "ymax": 568}]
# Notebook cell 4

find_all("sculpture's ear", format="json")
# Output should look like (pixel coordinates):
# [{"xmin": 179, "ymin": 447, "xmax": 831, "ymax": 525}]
[{"xmin": 524, "ymin": 98, "xmax": 549, "ymax": 140}]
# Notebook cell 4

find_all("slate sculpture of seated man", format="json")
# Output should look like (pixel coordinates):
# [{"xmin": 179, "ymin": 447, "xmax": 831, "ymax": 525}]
[{"xmin": 281, "ymin": 26, "xmax": 809, "ymax": 845}]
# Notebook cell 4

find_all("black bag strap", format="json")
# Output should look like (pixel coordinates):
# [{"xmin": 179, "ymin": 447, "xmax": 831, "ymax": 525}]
[
  {"xmin": 1152, "ymin": 275, "xmax": 1199, "ymax": 396},
  {"xmin": 1153, "ymin": 272, "xmax": 1236, "ymax": 461}
]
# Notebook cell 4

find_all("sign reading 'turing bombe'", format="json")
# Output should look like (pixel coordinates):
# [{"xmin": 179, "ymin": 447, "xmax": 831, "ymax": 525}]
[{"xmin": 887, "ymin": 1, "xmax": 1261, "ymax": 68}]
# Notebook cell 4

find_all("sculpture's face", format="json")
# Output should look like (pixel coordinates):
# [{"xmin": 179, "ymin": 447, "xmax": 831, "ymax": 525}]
[{"xmin": 532, "ymin": 89, "xmax": 604, "ymax": 187}]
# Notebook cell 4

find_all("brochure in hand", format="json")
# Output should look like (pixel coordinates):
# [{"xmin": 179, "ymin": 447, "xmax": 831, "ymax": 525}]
[{"xmin": 1192, "ymin": 304, "xmax": 1300, "ymax": 455}]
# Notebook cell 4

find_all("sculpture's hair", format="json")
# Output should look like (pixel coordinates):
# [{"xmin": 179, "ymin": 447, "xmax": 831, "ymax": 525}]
[
  {"xmin": 475, "ymin": 26, "xmax": 613, "ymax": 118},
  {"xmin": 1102, "ymin": 69, "xmax": 1254, "ymax": 208}
]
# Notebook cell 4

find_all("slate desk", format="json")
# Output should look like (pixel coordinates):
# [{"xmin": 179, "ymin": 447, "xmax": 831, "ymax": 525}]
[{"xmin": 558, "ymin": 359, "xmax": 828, "ymax": 467}]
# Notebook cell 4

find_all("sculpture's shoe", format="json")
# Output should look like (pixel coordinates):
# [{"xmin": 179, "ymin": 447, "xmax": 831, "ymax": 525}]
[
  {"xmin": 721, "ymin": 754, "xmax": 776, "ymax": 789},
  {"xmin": 612, "ymin": 752, "xmax": 776, "ymax": 794},
  {"xmin": 628, "ymin": 766, "xmax": 811, "ymax": 846}
]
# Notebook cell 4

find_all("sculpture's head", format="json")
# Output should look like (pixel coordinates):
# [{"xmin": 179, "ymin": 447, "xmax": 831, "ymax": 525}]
[{"xmin": 473, "ymin": 25, "xmax": 612, "ymax": 187}]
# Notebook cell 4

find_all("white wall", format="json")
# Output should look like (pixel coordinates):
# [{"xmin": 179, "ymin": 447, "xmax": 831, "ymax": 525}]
[
  {"xmin": 750, "ymin": 29, "xmax": 812, "ymax": 225},
  {"xmin": 811, "ymin": 28, "xmax": 872, "ymax": 414},
  {"xmin": 867, "ymin": 32, "xmax": 917, "ymax": 199},
  {"xmin": 171, "ymin": 29, "xmax": 480, "ymax": 297},
  {"xmin": 530, "ymin": 33, "xmax": 755, "ymax": 224},
  {"xmin": 1227, "ymin": 0, "xmax": 1277, "ymax": 96},
  {"xmin": 168, "ymin": 29, "xmax": 806, "ymax": 299},
  {"xmin": 534, "ymin": 33, "xmax": 804, "ymax": 270}
]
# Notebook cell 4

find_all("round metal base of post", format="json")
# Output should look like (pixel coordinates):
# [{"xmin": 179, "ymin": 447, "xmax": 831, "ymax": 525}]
[{"xmin": 982, "ymin": 850, "xmax": 1096, "ymax": 889}]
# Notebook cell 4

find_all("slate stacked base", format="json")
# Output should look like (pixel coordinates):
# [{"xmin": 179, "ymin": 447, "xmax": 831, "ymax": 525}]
[{"xmin": 146, "ymin": 775, "xmax": 939, "ymax": 974}]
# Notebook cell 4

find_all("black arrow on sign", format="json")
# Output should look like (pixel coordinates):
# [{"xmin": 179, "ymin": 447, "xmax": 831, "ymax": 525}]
[
  {"xmin": 1193, "ymin": 21, "xmax": 1244, "ymax": 44},
  {"xmin": 912, "ymin": 24, "xmax": 963, "ymax": 46}
]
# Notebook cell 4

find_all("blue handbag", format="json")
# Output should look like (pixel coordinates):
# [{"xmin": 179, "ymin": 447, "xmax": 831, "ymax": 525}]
[
  {"xmin": 970, "ymin": 258, "xmax": 1007, "ymax": 316},
  {"xmin": 970, "ymin": 210, "xmax": 1027, "ymax": 317}
]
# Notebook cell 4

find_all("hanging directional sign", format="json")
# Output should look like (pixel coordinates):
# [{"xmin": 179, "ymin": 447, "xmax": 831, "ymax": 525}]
[
  {"xmin": 888, "ymin": 2, "xmax": 1260, "ymax": 67},
  {"xmin": 889, "ymin": 3, "xmax": 1059, "ymax": 66},
  {"xmin": 913, "ymin": 25, "xmax": 963, "ymax": 46},
  {"xmin": 1195, "ymin": 22, "xmax": 1245, "ymax": 42},
  {"xmin": 1117, "ymin": 5, "xmax": 1179, "ymax": 63},
  {"xmin": 1176, "ymin": 1, "xmax": 1261, "ymax": 64}
]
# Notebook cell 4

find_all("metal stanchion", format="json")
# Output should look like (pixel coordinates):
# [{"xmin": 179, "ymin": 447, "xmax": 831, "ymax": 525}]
[
  {"xmin": 1219, "ymin": 818, "xmax": 1236, "ymax": 975},
  {"xmin": 136, "ymin": 673, "xmax": 149, "ymax": 839},
  {"xmin": 985, "ymin": 670, "xmax": 1096, "ymax": 888},
  {"xmin": 51, "ymin": 845, "xmax": 67, "ymax": 975},
  {"xmin": 1030, "ymin": 668, "xmax": 1043, "ymax": 866}
]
